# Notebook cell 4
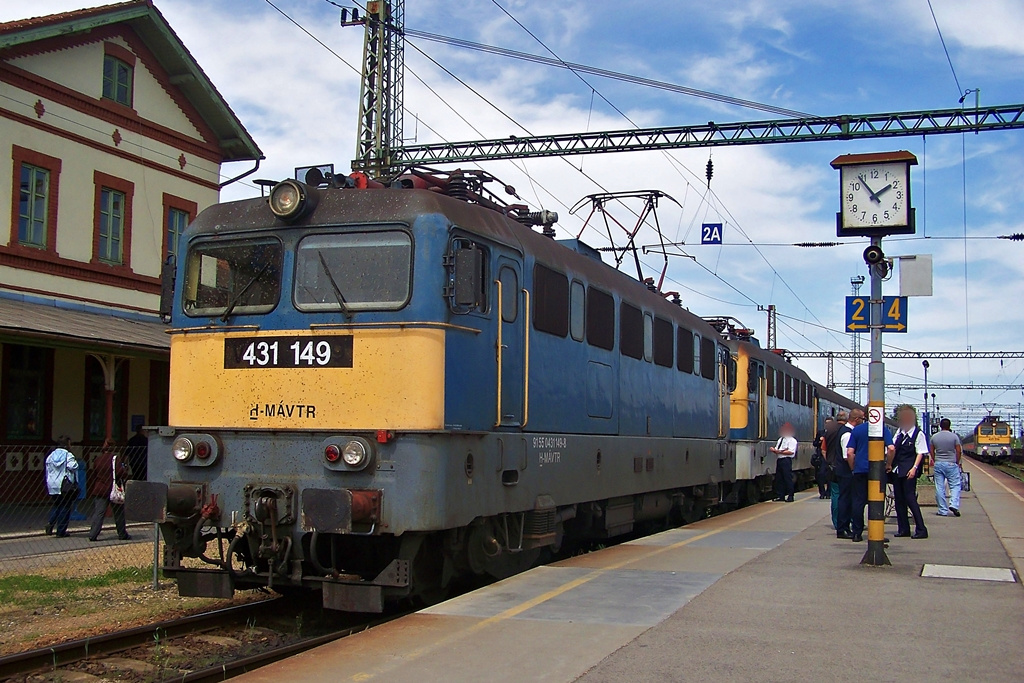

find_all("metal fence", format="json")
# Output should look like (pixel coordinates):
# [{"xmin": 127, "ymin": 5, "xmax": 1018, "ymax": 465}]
[{"xmin": 0, "ymin": 444, "xmax": 160, "ymax": 578}]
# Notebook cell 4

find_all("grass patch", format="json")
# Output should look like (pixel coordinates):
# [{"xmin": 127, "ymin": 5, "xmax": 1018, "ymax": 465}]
[{"xmin": 0, "ymin": 565, "xmax": 151, "ymax": 610}]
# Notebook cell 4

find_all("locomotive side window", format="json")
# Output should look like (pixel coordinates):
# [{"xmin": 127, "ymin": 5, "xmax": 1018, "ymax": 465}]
[
  {"xmin": 643, "ymin": 313, "xmax": 653, "ymax": 362},
  {"xmin": 700, "ymin": 336, "xmax": 716, "ymax": 380},
  {"xmin": 785, "ymin": 374, "xmax": 792, "ymax": 402},
  {"xmin": 677, "ymin": 327, "xmax": 693, "ymax": 373},
  {"xmin": 183, "ymin": 237, "xmax": 282, "ymax": 318},
  {"xmin": 726, "ymin": 354, "xmax": 738, "ymax": 392},
  {"xmin": 748, "ymin": 360, "xmax": 759, "ymax": 393},
  {"xmin": 532, "ymin": 264, "xmax": 569, "ymax": 336},
  {"xmin": 776, "ymin": 369, "xmax": 785, "ymax": 399},
  {"xmin": 499, "ymin": 266, "xmax": 518, "ymax": 322},
  {"xmin": 693, "ymin": 333, "xmax": 702, "ymax": 375},
  {"xmin": 766, "ymin": 365, "xmax": 775, "ymax": 395},
  {"xmin": 619, "ymin": 303, "xmax": 643, "ymax": 360},
  {"xmin": 586, "ymin": 287, "xmax": 615, "ymax": 350},
  {"xmin": 653, "ymin": 316, "xmax": 673, "ymax": 368},
  {"xmin": 569, "ymin": 280, "xmax": 585, "ymax": 341},
  {"xmin": 447, "ymin": 238, "xmax": 487, "ymax": 313},
  {"xmin": 295, "ymin": 230, "xmax": 412, "ymax": 311}
]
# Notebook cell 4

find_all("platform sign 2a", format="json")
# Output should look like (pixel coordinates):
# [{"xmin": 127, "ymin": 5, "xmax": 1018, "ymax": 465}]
[
  {"xmin": 701, "ymin": 223, "xmax": 723, "ymax": 245},
  {"xmin": 846, "ymin": 295, "xmax": 908, "ymax": 333}
]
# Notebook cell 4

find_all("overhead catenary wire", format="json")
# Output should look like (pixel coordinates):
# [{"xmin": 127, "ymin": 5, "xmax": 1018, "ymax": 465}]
[
  {"xmin": 403, "ymin": 28, "xmax": 814, "ymax": 119},
  {"xmin": 306, "ymin": 0, "xmax": 976, "ymax": 372},
  {"xmin": 480, "ymin": 0, "xmax": 846, "ymax": 353}
]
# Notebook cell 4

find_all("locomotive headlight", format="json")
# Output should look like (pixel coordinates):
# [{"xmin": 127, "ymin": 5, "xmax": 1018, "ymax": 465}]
[
  {"xmin": 268, "ymin": 179, "xmax": 307, "ymax": 220},
  {"xmin": 172, "ymin": 436, "xmax": 194, "ymax": 462},
  {"xmin": 342, "ymin": 440, "xmax": 367, "ymax": 467}
]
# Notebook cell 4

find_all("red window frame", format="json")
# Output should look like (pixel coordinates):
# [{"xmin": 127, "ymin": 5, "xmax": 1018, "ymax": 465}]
[
  {"xmin": 92, "ymin": 170, "xmax": 134, "ymax": 271},
  {"xmin": 9, "ymin": 145, "xmax": 61, "ymax": 254},
  {"xmin": 161, "ymin": 193, "xmax": 197, "ymax": 263}
]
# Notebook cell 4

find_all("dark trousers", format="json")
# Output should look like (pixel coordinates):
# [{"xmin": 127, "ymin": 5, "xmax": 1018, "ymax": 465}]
[
  {"xmin": 850, "ymin": 473, "xmax": 868, "ymax": 536},
  {"xmin": 893, "ymin": 476, "xmax": 927, "ymax": 535},
  {"xmin": 835, "ymin": 475, "xmax": 852, "ymax": 534},
  {"xmin": 775, "ymin": 457, "xmax": 794, "ymax": 500},
  {"xmin": 88, "ymin": 496, "xmax": 128, "ymax": 540},
  {"xmin": 815, "ymin": 461, "xmax": 829, "ymax": 497},
  {"xmin": 51, "ymin": 492, "xmax": 75, "ymax": 535}
]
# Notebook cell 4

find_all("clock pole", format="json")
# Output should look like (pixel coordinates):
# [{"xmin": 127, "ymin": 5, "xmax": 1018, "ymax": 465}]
[
  {"xmin": 863, "ymin": 234, "xmax": 890, "ymax": 566},
  {"xmin": 832, "ymin": 150, "xmax": 917, "ymax": 567}
]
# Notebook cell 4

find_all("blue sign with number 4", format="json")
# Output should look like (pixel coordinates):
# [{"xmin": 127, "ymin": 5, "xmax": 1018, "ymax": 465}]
[{"xmin": 701, "ymin": 223, "xmax": 723, "ymax": 245}]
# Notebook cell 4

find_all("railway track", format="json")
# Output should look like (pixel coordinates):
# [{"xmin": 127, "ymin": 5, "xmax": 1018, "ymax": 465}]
[{"xmin": 0, "ymin": 596, "xmax": 404, "ymax": 682}]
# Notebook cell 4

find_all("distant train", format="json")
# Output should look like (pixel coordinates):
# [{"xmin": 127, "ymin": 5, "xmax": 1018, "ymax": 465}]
[
  {"xmin": 963, "ymin": 416, "xmax": 1013, "ymax": 463},
  {"xmin": 127, "ymin": 166, "xmax": 858, "ymax": 613}
]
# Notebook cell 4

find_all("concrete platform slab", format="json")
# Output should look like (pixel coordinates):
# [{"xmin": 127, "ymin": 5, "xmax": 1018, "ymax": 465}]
[
  {"xmin": 922, "ymin": 563, "xmax": 1016, "ymax": 582},
  {"xmin": 687, "ymin": 529, "xmax": 793, "ymax": 549},
  {"xmin": 237, "ymin": 459, "xmax": 1024, "ymax": 683}
]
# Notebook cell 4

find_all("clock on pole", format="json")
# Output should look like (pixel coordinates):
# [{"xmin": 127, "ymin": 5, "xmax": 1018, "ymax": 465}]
[
  {"xmin": 830, "ymin": 150, "xmax": 917, "ymax": 236},
  {"xmin": 830, "ymin": 150, "xmax": 918, "ymax": 567}
]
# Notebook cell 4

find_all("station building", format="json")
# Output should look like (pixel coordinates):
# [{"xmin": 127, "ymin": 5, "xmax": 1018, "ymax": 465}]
[{"xmin": 0, "ymin": 1, "xmax": 260, "ymax": 500}]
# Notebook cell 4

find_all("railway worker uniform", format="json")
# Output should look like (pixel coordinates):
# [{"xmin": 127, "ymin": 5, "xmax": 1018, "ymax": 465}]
[
  {"xmin": 930, "ymin": 421, "xmax": 963, "ymax": 517},
  {"xmin": 845, "ymin": 420, "xmax": 894, "ymax": 543},
  {"xmin": 890, "ymin": 426, "xmax": 930, "ymax": 539},
  {"xmin": 826, "ymin": 421, "xmax": 854, "ymax": 537},
  {"xmin": 771, "ymin": 427, "xmax": 798, "ymax": 503}
]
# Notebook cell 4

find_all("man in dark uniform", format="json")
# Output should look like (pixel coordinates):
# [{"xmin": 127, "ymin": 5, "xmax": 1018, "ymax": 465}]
[
  {"xmin": 888, "ymin": 404, "xmax": 929, "ymax": 539},
  {"xmin": 825, "ymin": 414, "xmax": 854, "ymax": 538},
  {"xmin": 126, "ymin": 423, "xmax": 148, "ymax": 482}
]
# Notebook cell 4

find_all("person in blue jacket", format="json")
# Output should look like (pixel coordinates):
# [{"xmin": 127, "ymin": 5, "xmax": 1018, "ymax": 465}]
[
  {"xmin": 44, "ymin": 437, "xmax": 79, "ymax": 537},
  {"xmin": 845, "ymin": 409, "xmax": 894, "ymax": 543}
]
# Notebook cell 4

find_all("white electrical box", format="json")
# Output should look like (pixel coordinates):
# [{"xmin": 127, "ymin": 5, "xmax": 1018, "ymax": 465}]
[{"xmin": 899, "ymin": 254, "xmax": 933, "ymax": 297}]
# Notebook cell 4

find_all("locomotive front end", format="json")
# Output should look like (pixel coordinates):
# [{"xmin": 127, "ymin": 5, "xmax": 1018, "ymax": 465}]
[{"xmin": 127, "ymin": 182, "xmax": 455, "ymax": 610}]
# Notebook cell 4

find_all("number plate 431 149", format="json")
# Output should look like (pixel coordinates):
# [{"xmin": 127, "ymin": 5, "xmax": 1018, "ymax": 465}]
[{"xmin": 224, "ymin": 336, "xmax": 354, "ymax": 369}]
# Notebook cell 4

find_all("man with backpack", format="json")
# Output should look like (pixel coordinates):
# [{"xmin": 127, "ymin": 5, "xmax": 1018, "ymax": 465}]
[{"xmin": 825, "ymin": 412, "xmax": 854, "ymax": 538}]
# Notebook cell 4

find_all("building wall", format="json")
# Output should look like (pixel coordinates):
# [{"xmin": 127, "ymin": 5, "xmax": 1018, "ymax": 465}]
[
  {"xmin": 0, "ymin": 18, "xmax": 242, "ymax": 451},
  {"xmin": 1, "ymin": 32, "xmax": 223, "ymax": 314},
  {"xmin": 51, "ymin": 348, "xmax": 86, "ymax": 442}
]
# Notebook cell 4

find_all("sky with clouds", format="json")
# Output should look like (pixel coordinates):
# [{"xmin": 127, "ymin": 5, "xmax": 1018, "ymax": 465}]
[{"xmin": 7, "ymin": 0, "xmax": 1024, "ymax": 429}]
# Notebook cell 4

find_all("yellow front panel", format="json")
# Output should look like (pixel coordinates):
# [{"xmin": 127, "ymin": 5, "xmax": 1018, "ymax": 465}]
[
  {"xmin": 730, "ymin": 348, "xmax": 749, "ymax": 430},
  {"xmin": 169, "ymin": 329, "xmax": 445, "ymax": 430}
]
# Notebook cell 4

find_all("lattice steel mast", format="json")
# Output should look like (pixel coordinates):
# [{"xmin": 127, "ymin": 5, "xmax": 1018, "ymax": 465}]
[
  {"xmin": 850, "ymin": 276, "xmax": 865, "ymax": 402},
  {"xmin": 343, "ymin": 0, "xmax": 404, "ymax": 178}
]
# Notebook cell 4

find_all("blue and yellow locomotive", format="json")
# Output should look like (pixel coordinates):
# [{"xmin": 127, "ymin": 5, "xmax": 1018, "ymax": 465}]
[
  {"xmin": 963, "ymin": 416, "xmax": 1013, "ymax": 463},
  {"xmin": 128, "ymin": 168, "xmax": 855, "ymax": 611}
]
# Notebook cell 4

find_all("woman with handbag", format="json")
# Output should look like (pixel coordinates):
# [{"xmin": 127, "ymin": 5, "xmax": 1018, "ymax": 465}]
[
  {"xmin": 88, "ymin": 441, "xmax": 132, "ymax": 542},
  {"xmin": 44, "ymin": 437, "xmax": 79, "ymax": 537}
]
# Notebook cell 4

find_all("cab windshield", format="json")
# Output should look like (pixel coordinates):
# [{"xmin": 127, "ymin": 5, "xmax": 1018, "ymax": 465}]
[
  {"xmin": 294, "ymin": 230, "xmax": 412, "ymax": 312},
  {"xmin": 183, "ymin": 238, "xmax": 283, "ymax": 318}
]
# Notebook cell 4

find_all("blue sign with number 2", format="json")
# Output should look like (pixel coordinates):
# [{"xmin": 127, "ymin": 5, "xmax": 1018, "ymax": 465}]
[{"xmin": 701, "ymin": 223, "xmax": 723, "ymax": 245}]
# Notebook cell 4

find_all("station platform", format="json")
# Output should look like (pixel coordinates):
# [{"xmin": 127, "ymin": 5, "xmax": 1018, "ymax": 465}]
[{"xmin": 239, "ymin": 460, "xmax": 1024, "ymax": 683}]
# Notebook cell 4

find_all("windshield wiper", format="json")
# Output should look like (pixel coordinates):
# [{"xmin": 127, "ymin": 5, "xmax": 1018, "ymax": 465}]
[
  {"xmin": 317, "ymin": 251, "xmax": 352, "ymax": 318},
  {"xmin": 220, "ymin": 261, "xmax": 272, "ymax": 323}
]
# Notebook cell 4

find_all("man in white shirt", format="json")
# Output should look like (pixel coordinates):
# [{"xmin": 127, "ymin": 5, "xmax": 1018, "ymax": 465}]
[
  {"xmin": 770, "ymin": 422, "xmax": 798, "ymax": 503},
  {"xmin": 887, "ymin": 405, "xmax": 930, "ymax": 539}
]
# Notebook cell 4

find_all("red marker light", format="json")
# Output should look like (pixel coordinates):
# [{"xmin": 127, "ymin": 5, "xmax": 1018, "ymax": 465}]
[
  {"xmin": 325, "ymin": 444, "xmax": 341, "ymax": 463},
  {"xmin": 376, "ymin": 430, "xmax": 393, "ymax": 444},
  {"xmin": 196, "ymin": 441, "xmax": 212, "ymax": 460}
]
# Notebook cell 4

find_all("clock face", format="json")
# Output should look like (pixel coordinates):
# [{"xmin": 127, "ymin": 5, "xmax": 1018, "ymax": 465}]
[{"xmin": 840, "ymin": 162, "xmax": 910, "ymax": 230}]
